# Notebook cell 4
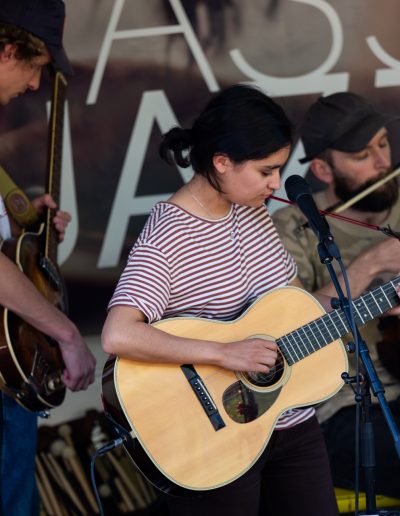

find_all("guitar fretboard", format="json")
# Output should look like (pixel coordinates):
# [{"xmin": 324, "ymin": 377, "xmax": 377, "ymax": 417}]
[
  {"xmin": 278, "ymin": 277, "xmax": 400, "ymax": 365},
  {"xmin": 45, "ymin": 71, "xmax": 67, "ymax": 263}
]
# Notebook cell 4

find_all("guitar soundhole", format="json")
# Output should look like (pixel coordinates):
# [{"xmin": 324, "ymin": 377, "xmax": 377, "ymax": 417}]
[{"xmin": 242, "ymin": 350, "xmax": 284, "ymax": 387}]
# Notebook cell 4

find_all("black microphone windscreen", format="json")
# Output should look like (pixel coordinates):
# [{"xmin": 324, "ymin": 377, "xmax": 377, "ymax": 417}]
[
  {"xmin": 284, "ymin": 174, "xmax": 341, "ymax": 259},
  {"xmin": 285, "ymin": 174, "xmax": 311, "ymax": 202}
]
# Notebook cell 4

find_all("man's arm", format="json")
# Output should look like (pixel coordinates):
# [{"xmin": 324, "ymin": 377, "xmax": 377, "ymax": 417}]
[
  {"xmin": 0, "ymin": 251, "xmax": 95, "ymax": 391},
  {"xmin": 1, "ymin": 193, "xmax": 96, "ymax": 391},
  {"xmin": 314, "ymin": 237, "xmax": 400, "ymax": 299},
  {"xmin": 274, "ymin": 205, "xmax": 400, "ymax": 309}
]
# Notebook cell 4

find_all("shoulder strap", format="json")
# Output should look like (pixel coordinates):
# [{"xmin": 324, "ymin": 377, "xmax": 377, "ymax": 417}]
[{"xmin": 0, "ymin": 165, "xmax": 38, "ymax": 228}]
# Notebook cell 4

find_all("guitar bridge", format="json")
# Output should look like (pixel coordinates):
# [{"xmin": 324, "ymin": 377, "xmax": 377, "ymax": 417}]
[{"xmin": 181, "ymin": 364, "xmax": 225, "ymax": 431}]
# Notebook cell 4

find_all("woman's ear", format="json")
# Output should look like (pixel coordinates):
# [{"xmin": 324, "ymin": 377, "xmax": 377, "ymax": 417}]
[
  {"xmin": 212, "ymin": 154, "xmax": 231, "ymax": 174},
  {"xmin": 310, "ymin": 158, "xmax": 334, "ymax": 185}
]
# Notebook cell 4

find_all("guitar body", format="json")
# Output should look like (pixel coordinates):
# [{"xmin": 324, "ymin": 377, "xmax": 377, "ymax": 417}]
[
  {"xmin": 102, "ymin": 286, "xmax": 348, "ymax": 493},
  {"xmin": 0, "ymin": 226, "xmax": 66, "ymax": 411},
  {"xmin": 0, "ymin": 71, "xmax": 68, "ymax": 412}
]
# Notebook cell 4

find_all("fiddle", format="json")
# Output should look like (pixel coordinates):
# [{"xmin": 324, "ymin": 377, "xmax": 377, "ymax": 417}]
[
  {"xmin": 270, "ymin": 167, "xmax": 400, "ymax": 240},
  {"xmin": 331, "ymin": 166, "xmax": 400, "ymax": 213}
]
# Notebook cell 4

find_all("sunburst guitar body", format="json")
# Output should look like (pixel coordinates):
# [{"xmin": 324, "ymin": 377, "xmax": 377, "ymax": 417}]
[{"xmin": 0, "ymin": 71, "xmax": 68, "ymax": 413}]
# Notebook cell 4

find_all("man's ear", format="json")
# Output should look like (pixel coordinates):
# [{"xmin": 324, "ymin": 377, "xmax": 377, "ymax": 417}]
[
  {"xmin": 0, "ymin": 43, "xmax": 16, "ymax": 63},
  {"xmin": 310, "ymin": 158, "xmax": 334, "ymax": 185},
  {"xmin": 212, "ymin": 154, "xmax": 231, "ymax": 175}
]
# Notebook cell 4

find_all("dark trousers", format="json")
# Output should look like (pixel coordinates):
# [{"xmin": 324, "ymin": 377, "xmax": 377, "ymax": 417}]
[
  {"xmin": 322, "ymin": 397, "xmax": 400, "ymax": 498},
  {"xmin": 166, "ymin": 416, "xmax": 339, "ymax": 516}
]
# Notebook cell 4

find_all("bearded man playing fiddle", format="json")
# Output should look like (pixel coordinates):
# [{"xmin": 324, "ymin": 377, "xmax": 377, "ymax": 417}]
[{"xmin": 273, "ymin": 92, "xmax": 400, "ymax": 499}]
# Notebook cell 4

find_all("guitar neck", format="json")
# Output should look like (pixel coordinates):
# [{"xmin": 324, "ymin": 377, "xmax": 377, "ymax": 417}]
[
  {"xmin": 278, "ymin": 276, "xmax": 400, "ymax": 365},
  {"xmin": 44, "ymin": 71, "xmax": 67, "ymax": 263}
]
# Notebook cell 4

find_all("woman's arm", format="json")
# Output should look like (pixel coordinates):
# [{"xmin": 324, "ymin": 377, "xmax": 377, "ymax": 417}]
[{"xmin": 102, "ymin": 305, "xmax": 278, "ymax": 373}]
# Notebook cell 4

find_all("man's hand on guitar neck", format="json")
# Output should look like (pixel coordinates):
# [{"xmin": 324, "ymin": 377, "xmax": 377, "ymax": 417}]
[
  {"xmin": 31, "ymin": 193, "xmax": 71, "ymax": 242},
  {"xmin": 384, "ymin": 283, "xmax": 400, "ymax": 317}
]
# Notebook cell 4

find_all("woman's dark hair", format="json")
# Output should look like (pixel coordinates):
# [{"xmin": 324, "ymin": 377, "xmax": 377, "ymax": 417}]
[
  {"xmin": 0, "ymin": 22, "xmax": 46, "ymax": 61},
  {"xmin": 159, "ymin": 84, "xmax": 292, "ymax": 191}
]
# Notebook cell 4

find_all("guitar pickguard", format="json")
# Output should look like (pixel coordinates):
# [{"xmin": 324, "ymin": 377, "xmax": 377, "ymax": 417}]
[
  {"xmin": 223, "ymin": 380, "xmax": 282, "ymax": 423},
  {"xmin": 30, "ymin": 348, "xmax": 64, "ymax": 395},
  {"xmin": 223, "ymin": 346, "xmax": 288, "ymax": 423}
]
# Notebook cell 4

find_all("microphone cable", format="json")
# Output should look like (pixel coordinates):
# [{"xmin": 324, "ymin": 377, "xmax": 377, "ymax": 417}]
[
  {"xmin": 90, "ymin": 437, "xmax": 125, "ymax": 516},
  {"xmin": 269, "ymin": 194, "xmax": 400, "ymax": 240}
]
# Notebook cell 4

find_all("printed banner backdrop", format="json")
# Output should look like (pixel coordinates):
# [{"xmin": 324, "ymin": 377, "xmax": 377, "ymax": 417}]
[{"xmin": 1, "ymin": 0, "xmax": 400, "ymax": 333}]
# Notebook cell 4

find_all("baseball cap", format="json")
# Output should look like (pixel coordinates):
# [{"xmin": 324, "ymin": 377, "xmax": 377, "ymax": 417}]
[
  {"xmin": 0, "ymin": 0, "xmax": 73, "ymax": 75},
  {"xmin": 299, "ymin": 92, "xmax": 398, "ymax": 164}
]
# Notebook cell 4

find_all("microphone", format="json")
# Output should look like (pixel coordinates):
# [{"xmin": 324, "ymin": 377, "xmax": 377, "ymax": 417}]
[{"xmin": 285, "ymin": 174, "xmax": 340, "ymax": 259}]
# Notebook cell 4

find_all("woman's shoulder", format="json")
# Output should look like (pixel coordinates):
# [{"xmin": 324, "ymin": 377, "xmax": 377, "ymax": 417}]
[
  {"xmin": 235, "ymin": 202, "xmax": 272, "ymax": 224},
  {"xmin": 138, "ymin": 202, "xmax": 197, "ymax": 244},
  {"xmin": 150, "ymin": 201, "xmax": 198, "ymax": 223}
]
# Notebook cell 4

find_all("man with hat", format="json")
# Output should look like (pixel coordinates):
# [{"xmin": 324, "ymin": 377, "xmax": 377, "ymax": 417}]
[
  {"xmin": 0, "ymin": 1, "xmax": 96, "ymax": 514},
  {"xmin": 273, "ymin": 91, "xmax": 400, "ymax": 497}
]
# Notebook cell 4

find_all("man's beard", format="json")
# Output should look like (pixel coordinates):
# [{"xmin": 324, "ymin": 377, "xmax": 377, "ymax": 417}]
[{"xmin": 333, "ymin": 170, "xmax": 399, "ymax": 212}]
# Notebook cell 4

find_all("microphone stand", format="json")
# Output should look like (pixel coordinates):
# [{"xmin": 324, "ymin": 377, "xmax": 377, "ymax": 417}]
[{"xmin": 317, "ymin": 238, "xmax": 400, "ymax": 516}]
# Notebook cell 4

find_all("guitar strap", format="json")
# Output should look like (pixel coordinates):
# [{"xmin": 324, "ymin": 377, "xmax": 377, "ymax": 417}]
[{"xmin": 0, "ymin": 165, "xmax": 38, "ymax": 228}]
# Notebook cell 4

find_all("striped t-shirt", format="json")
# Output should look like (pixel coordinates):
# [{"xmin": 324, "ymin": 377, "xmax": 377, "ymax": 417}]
[{"xmin": 109, "ymin": 201, "xmax": 315, "ymax": 429}]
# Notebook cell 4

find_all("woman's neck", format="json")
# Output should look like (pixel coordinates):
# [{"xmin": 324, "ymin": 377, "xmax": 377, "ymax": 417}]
[{"xmin": 171, "ymin": 174, "xmax": 231, "ymax": 219}]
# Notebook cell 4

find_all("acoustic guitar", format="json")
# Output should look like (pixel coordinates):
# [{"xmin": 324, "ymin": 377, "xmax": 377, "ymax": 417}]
[
  {"xmin": 102, "ymin": 277, "xmax": 400, "ymax": 494},
  {"xmin": 0, "ymin": 71, "xmax": 68, "ymax": 413}
]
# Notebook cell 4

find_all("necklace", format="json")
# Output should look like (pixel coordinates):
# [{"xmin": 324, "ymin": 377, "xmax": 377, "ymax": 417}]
[
  {"xmin": 187, "ymin": 183, "xmax": 236, "ymax": 240},
  {"xmin": 187, "ymin": 184, "xmax": 217, "ymax": 219}
]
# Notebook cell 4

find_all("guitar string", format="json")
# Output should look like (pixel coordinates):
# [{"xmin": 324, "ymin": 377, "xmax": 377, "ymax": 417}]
[
  {"xmin": 194, "ymin": 281, "xmax": 397, "ymax": 400},
  {"xmin": 129, "ymin": 285, "xmax": 398, "ymax": 412}
]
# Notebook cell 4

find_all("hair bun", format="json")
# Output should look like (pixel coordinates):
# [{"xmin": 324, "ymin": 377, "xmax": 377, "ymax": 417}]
[{"xmin": 159, "ymin": 126, "xmax": 192, "ymax": 168}]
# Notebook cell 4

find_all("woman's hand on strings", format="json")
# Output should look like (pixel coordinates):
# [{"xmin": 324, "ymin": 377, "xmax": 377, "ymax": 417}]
[{"xmin": 218, "ymin": 338, "xmax": 278, "ymax": 373}]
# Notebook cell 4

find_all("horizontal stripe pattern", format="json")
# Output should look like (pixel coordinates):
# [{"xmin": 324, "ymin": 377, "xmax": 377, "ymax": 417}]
[
  {"xmin": 274, "ymin": 407, "xmax": 315, "ymax": 430},
  {"xmin": 110, "ymin": 202, "xmax": 314, "ymax": 428}
]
